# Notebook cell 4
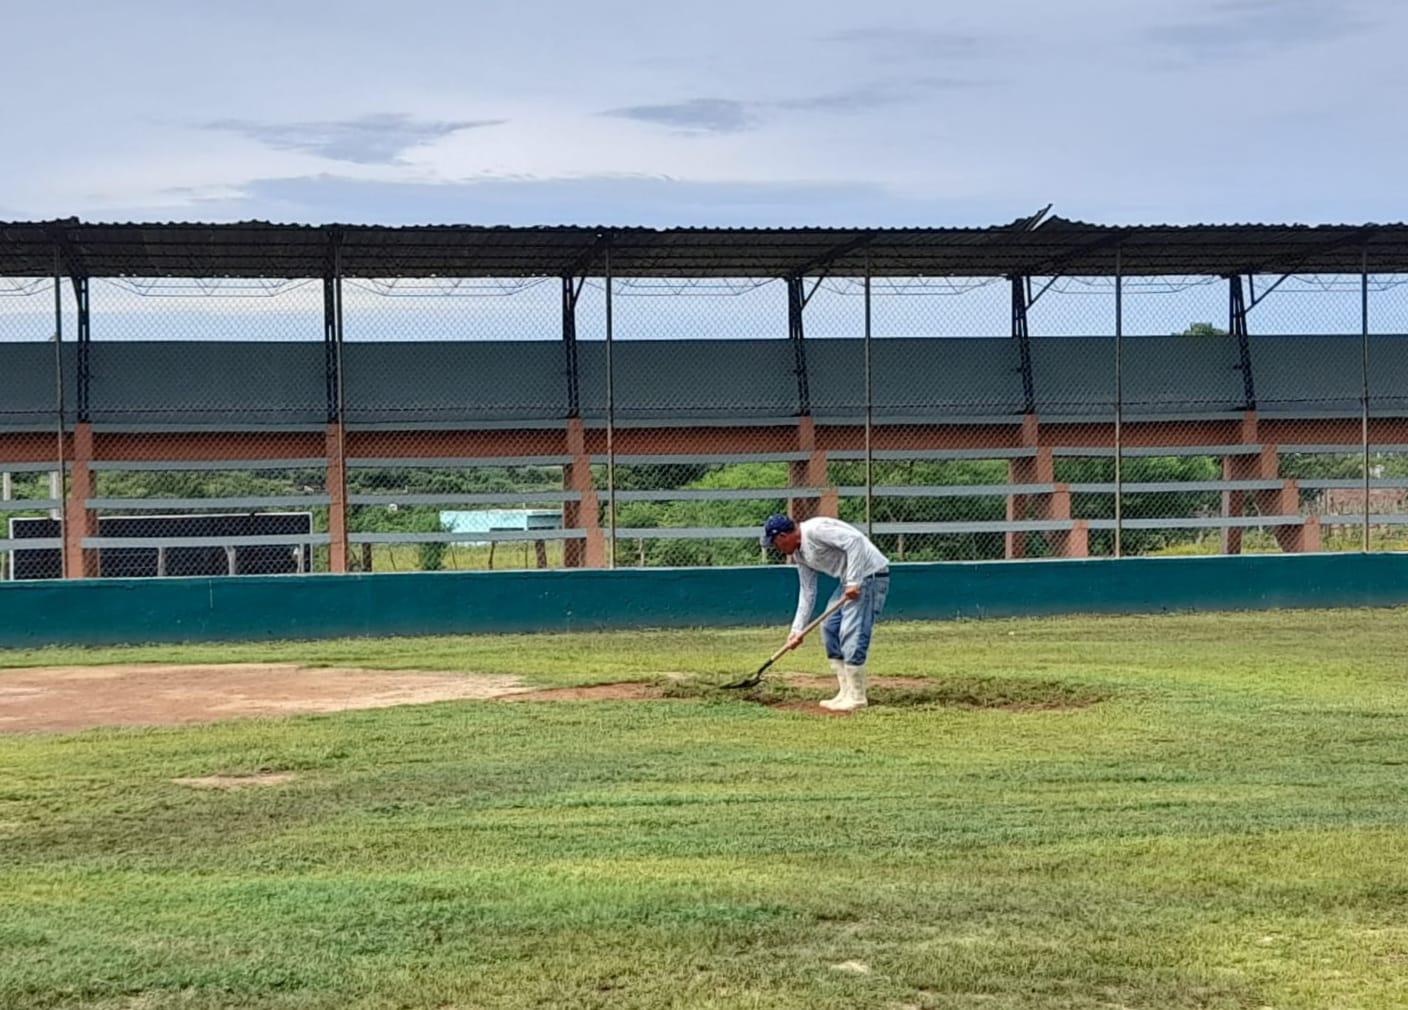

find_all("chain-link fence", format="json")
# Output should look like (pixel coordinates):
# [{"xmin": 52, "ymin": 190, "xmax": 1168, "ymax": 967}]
[{"xmin": 2, "ymin": 230, "xmax": 1403, "ymax": 580}]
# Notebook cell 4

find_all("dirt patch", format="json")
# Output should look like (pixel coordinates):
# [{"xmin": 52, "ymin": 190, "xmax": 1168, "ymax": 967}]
[
  {"xmin": 503, "ymin": 682, "xmax": 665, "ymax": 702},
  {"xmin": 0, "ymin": 664, "xmax": 529, "ymax": 734},
  {"xmin": 172, "ymin": 772, "xmax": 297, "ymax": 790},
  {"xmin": 0, "ymin": 663, "xmax": 1100, "ymax": 733},
  {"xmin": 683, "ymin": 672, "xmax": 1105, "ymax": 714},
  {"xmin": 788, "ymin": 675, "xmax": 933, "ymax": 691}
]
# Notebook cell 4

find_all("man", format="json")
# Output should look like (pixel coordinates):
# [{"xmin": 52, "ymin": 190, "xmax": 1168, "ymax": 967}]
[{"xmin": 761, "ymin": 513, "xmax": 891, "ymax": 711}]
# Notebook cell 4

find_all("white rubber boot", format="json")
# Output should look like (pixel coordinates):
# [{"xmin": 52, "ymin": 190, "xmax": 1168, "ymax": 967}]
[
  {"xmin": 829, "ymin": 664, "xmax": 868, "ymax": 712},
  {"xmin": 819, "ymin": 658, "xmax": 848, "ymax": 710}
]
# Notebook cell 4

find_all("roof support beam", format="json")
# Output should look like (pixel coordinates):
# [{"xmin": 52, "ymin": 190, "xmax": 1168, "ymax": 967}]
[
  {"xmin": 1228, "ymin": 274, "xmax": 1255, "ymax": 410},
  {"xmin": 787, "ymin": 276, "xmax": 811, "ymax": 416},
  {"xmin": 323, "ymin": 229, "xmax": 344, "ymax": 423},
  {"xmin": 562, "ymin": 276, "xmax": 581, "ymax": 418},
  {"xmin": 794, "ymin": 231, "xmax": 878, "ymax": 291},
  {"xmin": 1010, "ymin": 277, "xmax": 1036, "ymax": 414}
]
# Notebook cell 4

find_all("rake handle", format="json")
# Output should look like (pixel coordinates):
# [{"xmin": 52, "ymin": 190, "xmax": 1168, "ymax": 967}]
[{"xmin": 765, "ymin": 594, "xmax": 849, "ymax": 665}]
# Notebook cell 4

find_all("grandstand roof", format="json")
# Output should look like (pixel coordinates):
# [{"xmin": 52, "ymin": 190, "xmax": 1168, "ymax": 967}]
[{"xmin": 3, "ymin": 217, "xmax": 1408, "ymax": 278}]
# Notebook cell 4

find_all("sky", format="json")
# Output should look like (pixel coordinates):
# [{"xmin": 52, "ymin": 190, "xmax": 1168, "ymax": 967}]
[{"xmin": 1, "ymin": 0, "xmax": 1405, "ymax": 228}]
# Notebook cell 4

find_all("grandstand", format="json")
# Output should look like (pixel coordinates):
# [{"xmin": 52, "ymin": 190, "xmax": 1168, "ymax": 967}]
[{"xmin": 3, "ymin": 216, "xmax": 1407, "ymax": 576}]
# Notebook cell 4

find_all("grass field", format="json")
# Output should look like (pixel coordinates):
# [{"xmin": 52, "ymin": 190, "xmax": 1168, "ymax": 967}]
[{"xmin": 2, "ymin": 609, "xmax": 1407, "ymax": 1009}]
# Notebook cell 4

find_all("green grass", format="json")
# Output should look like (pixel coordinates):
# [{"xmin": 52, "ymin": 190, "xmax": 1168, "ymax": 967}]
[{"xmin": 2, "ymin": 609, "xmax": 1407, "ymax": 1008}]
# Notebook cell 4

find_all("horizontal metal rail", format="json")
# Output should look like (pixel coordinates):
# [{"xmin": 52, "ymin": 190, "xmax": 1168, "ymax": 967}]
[
  {"xmin": 82, "ymin": 533, "xmax": 331, "ymax": 549},
  {"xmin": 613, "ymin": 487, "xmax": 820, "ymax": 502},
  {"xmin": 1317, "ymin": 513, "xmax": 1408, "ymax": 526},
  {"xmin": 0, "ymin": 498, "xmax": 60, "ymax": 512},
  {"xmin": 348, "ymin": 491, "xmax": 580, "ymax": 506},
  {"xmin": 1298, "ymin": 478, "xmax": 1408, "ymax": 489},
  {"xmin": 873, "ymin": 519, "xmax": 1076, "ymax": 535},
  {"xmin": 349, "ymin": 529, "xmax": 587, "ymax": 544},
  {"xmin": 0, "ymin": 538, "xmax": 63, "ymax": 550},
  {"xmin": 89, "ymin": 458, "xmax": 326, "ymax": 472},
  {"xmin": 837, "ymin": 483, "xmax": 1056, "ymax": 498},
  {"xmin": 1086, "ymin": 515, "xmax": 1305, "ymax": 530},
  {"xmin": 87, "ymin": 495, "xmax": 331, "ymax": 510},
  {"xmin": 593, "ymin": 451, "xmax": 810, "ymax": 465},
  {"xmin": 1282, "ymin": 443, "xmax": 1408, "ymax": 454},
  {"xmin": 1067, "ymin": 479, "xmax": 1285, "ymax": 494},
  {"xmin": 1051, "ymin": 443, "xmax": 1266, "ymax": 458},
  {"xmin": 829, "ymin": 447, "xmax": 1036, "ymax": 461},
  {"xmin": 611, "ymin": 526, "xmax": 767, "ymax": 540},
  {"xmin": 347, "ymin": 455, "xmax": 573, "ymax": 468},
  {"xmin": 0, "ymin": 461, "xmax": 66, "ymax": 473}
]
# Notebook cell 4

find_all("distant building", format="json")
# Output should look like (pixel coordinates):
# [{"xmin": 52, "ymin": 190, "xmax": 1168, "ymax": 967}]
[{"xmin": 439, "ymin": 509, "xmax": 561, "ymax": 546}]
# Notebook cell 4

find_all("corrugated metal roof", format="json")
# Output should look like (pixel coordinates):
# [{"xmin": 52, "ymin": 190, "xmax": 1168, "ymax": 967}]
[{"xmin": 4, "ymin": 217, "xmax": 1408, "ymax": 278}]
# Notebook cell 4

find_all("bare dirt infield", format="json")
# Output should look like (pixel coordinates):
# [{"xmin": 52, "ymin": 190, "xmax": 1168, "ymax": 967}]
[{"xmin": 0, "ymin": 664, "xmax": 532, "ymax": 734}]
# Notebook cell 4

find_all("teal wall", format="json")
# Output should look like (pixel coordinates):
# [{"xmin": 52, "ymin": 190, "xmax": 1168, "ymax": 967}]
[{"xmin": 2, "ymin": 553, "xmax": 1406, "ymax": 647}]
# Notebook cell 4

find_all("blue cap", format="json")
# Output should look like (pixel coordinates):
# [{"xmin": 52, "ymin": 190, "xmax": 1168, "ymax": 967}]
[{"xmin": 761, "ymin": 513, "xmax": 796, "ymax": 547}]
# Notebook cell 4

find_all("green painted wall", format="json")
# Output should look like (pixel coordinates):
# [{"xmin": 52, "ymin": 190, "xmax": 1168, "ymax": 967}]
[{"xmin": 1, "ymin": 553, "xmax": 1406, "ymax": 647}]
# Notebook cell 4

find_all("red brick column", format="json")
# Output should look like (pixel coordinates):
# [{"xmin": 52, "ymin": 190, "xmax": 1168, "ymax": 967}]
[
  {"xmin": 563, "ymin": 418, "xmax": 605, "ymax": 567},
  {"xmin": 325, "ymin": 422, "xmax": 348, "ymax": 573},
  {"xmin": 62, "ymin": 422, "xmax": 98, "ymax": 578},
  {"xmin": 789, "ymin": 416, "xmax": 830, "ymax": 520}
]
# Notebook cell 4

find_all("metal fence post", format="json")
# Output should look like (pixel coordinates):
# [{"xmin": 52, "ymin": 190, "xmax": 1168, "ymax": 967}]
[
  {"xmin": 1362, "ymin": 249, "xmax": 1371, "ymax": 553},
  {"xmin": 1114, "ymin": 245, "xmax": 1123, "ymax": 559},
  {"xmin": 864, "ymin": 252, "xmax": 873, "ymax": 538},
  {"xmin": 52, "ymin": 249, "xmax": 68, "ymax": 577},
  {"xmin": 605, "ymin": 243, "xmax": 616, "ymax": 568}
]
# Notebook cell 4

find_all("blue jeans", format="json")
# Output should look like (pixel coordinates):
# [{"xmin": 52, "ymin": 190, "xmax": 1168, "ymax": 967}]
[{"xmin": 822, "ymin": 571, "xmax": 890, "ymax": 665}]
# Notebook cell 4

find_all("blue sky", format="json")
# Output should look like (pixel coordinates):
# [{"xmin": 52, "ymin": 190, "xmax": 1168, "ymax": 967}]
[{"xmin": 2, "ymin": 0, "xmax": 1404, "ymax": 227}]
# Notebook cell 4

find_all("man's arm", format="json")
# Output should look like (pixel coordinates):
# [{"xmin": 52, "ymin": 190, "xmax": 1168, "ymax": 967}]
[{"xmin": 788, "ymin": 563, "xmax": 818, "ymax": 646}]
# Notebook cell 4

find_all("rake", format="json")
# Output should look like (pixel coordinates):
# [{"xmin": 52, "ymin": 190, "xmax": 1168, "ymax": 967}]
[{"xmin": 722, "ymin": 596, "xmax": 849, "ymax": 690}]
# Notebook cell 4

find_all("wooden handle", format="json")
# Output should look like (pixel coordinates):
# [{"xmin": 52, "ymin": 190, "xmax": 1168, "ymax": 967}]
[{"xmin": 768, "ymin": 595, "xmax": 848, "ymax": 663}]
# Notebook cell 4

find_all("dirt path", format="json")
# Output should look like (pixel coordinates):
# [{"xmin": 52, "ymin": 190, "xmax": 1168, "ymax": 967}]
[{"xmin": 0, "ymin": 664, "xmax": 530, "ymax": 734}]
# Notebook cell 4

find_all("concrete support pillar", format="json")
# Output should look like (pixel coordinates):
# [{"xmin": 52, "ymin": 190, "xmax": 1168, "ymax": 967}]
[
  {"xmin": 325, "ymin": 423, "xmax": 348, "ymax": 573},
  {"xmin": 62, "ymin": 422, "xmax": 98, "ymax": 578},
  {"xmin": 788, "ymin": 415, "xmax": 830, "ymax": 520},
  {"xmin": 563, "ymin": 418, "xmax": 605, "ymax": 567},
  {"xmin": 1005, "ymin": 414, "xmax": 1044, "ymax": 559},
  {"xmin": 1221, "ymin": 411, "xmax": 1260, "ymax": 555},
  {"xmin": 1068, "ymin": 519, "xmax": 1090, "ymax": 558}
]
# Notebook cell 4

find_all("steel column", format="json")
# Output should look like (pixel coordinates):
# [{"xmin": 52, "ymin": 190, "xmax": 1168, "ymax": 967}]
[
  {"xmin": 864, "ymin": 253, "xmax": 873, "ymax": 537},
  {"xmin": 562, "ymin": 276, "xmax": 581, "ymax": 418},
  {"xmin": 1228, "ymin": 275, "xmax": 1255, "ymax": 410},
  {"xmin": 1011, "ymin": 276, "xmax": 1035, "ymax": 414},
  {"xmin": 1362, "ymin": 250, "xmax": 1371, "ymax": 553},
  {"xmin": 605, "ymin": 245, "xmax": 616, "ymax": 568},
  {"xmin": 52, "ymin": 251, "xmax": 67, "ymax": 577},
  {"xmin": 72, "ymin": 277, "xmax": 90, "ymax": 423},
  {"xmin": 1114, "ymin": 247, "xmax": 1123, "ymax": 558},
  {"xmin": 787, "ymin": 276, "xmax": 811, "ymax": 416}
]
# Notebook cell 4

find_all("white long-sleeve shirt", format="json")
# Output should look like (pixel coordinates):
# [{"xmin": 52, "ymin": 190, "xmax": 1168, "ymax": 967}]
[{"xmin": 790, "ymin": 517, "xmax": 890, "ymax": 634}]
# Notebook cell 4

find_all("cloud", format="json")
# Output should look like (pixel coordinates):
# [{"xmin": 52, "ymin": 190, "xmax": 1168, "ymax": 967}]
[
  {"xmin": 822, "ymin": 26, "xmax": 984, "ymax": 62},
  {"xmin": 203, "ymin": 113, "xmax": 505, "ymax": 164},
  {"xmin": 1146, "ymin": 0, "xmax": 1374, "ymax": 62},
  {"xmin": 601, "ymin": 99, "xmax": 753, "ymax": 134},
  {"xmin": 604, "ymin": 77, "xmax": 982, "ymax": 135},
  {"xmin": 777, "ymin": 77, "xmax": 982, "ymax": 112}
]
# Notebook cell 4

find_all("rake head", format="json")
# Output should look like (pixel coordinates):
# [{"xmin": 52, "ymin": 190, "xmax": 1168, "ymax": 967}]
[{"xmin": 721, "ymin": 657, "xmax": 775, "ymax": 690}]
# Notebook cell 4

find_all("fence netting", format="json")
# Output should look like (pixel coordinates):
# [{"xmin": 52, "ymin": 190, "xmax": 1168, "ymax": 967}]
[{"xmin": 1, "ymin": 253, "xmax": 1399, "ymax": 579}]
